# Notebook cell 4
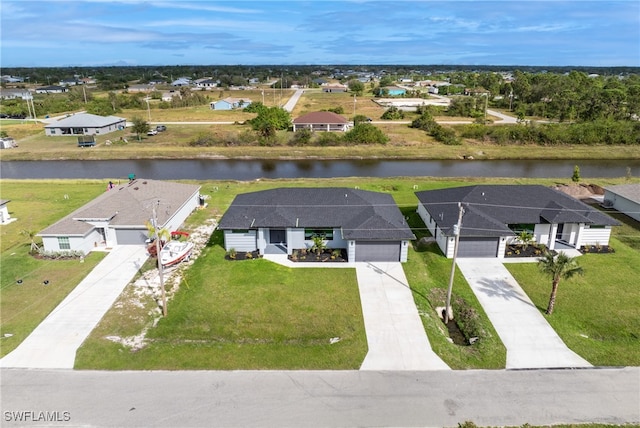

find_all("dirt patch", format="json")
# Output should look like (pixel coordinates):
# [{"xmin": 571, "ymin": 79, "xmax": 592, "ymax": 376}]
[
  {"xmin": 552, "ymin": 183, "xmax": 604, "ymax": 200},
  {"xmin": 105, "ymin": 219, "xmax": 217, "ymax": 351}
]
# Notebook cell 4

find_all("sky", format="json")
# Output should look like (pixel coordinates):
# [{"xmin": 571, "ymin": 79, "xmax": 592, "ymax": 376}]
[{"xmin": 1, "ymin": 1, "xmax": 639, "ymax": 68}]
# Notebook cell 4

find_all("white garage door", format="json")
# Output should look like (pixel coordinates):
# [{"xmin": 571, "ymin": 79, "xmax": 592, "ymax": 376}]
[
  {"xmin": 356, "ymin": 241, "xmax": 400, "ymax": 262},
  {"xmin": 457, "ymin": 237, "xmax": 499, "ymax": 258},
  {"xmin": 115, "ymin": 228, "xmax": 148, "ymax": 245}
]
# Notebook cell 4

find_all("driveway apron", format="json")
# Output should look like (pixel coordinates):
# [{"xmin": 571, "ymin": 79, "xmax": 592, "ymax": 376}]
[
  {"xmin": 456, "ymin": 258, "xmax": 592, "ymax": 369},
  {"xmin": 0, "ymin": 246, "xmax": 148, "ymax": 369},
  {"xmin": 356, "ymin": 262, "xmax": 450, "ymax": 370}
]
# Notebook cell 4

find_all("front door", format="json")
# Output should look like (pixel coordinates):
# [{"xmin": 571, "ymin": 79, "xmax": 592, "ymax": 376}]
[
  {"xmin": 269, "ymin": 229, "xmax": 286, "ymax": 245},
  {"xmin": 556, "ymin": 224, "xmax": 564, "ymax": 241}
]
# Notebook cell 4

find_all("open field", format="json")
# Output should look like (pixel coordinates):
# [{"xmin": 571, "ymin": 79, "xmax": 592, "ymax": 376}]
[{"xmin": 2, "ymin": 176, "xmax": 639, "ymax": 369}]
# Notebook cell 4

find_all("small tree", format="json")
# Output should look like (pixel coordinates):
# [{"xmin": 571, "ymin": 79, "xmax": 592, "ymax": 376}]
[
  {"xmin": 21, "ymin": 229, "xmax": 40, "ymax": 253},
  {"xmin": 311, "ymin": 234, "xmax": 327, "ymax": 255},
  {"xmin": 347, "ymin": 79, "xmax": 365, "ymax": 96},
  {"xmin": 572, "ymin": 165, "xmax": 581, "ymax": 182},
  {"xmin": 537, "ymin": 251, "xmax": 584, "ymax": 315},
  {"xmin": 517, "ymin": 230, "xmax": 534, "ymax": 250},
  {"xmin": 131, "ymin": 116, "xmax": 150, "ymax": 141}
]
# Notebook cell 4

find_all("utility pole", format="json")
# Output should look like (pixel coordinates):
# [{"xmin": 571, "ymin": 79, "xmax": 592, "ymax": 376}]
[
  {"xmin": 444, "ymin": 203, "xmax": 464, "ymax": 324},
  {"xmin": 353, "ymin": 94, "xmax": 357, "ymax": 117},
  {"xmin": 152, "ymin": 201, "xmax": 167, "ymax": 317}
]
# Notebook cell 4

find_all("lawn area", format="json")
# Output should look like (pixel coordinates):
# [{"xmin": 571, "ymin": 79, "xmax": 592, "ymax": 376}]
[
  {"xmin": 0, "ymin": 179, "xmax": 108, "ymax": 357},
  {"xmin": 75, "ymin": 230, "xmax": 367, "ymax": 370},
  {"xmin": 505, "ymin": 237, "xmax": 640, "ymax": 366},
  {"xmin": 402, "ymin": 210, "xmax": 507, "ymax": 369}
]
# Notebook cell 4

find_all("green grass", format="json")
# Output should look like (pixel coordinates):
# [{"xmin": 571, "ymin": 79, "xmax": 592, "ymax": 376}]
[
  {"xmin": 75, "ymin": 230, "xmax": 367, "ymax": 370},
  {"xmin": 506, "ymin": 238, "xmax": 640, "ymax": 366},
  {"xmin": 402, "ymin": 211, "xmax": 507, "ymax": 369},
  {"xmin": 3, "ymin": 177, "xmax": 640, "ymax": 369}
]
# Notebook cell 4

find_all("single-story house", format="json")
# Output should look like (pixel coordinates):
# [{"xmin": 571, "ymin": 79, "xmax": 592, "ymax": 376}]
[
  {"xmin": 0, "ymin": 199, "xmax": 16, "ymax": 225},
  {"xmin": 128, "ymin": 84, "xmax": 155, "ymax": 93},
  {"xmin": 415, "ymin": 185, "xmax": 618, "ymax": 258},
  {"xmin": 171, "ymin": 77, "xmax": 191, "ymax": 86},
  {"xmin": 196, "ymin": 79, "xmax": 218, "ymax": 88},
  {"xmin": 604, "ymin": 184, "xmax": 640, "ymax": 222},
  {"xmin": 210, "ymin": 97, "xmax": 252, "ymax": 110},
  {"xmin": 59, "ymin": 78, "xmax": 80, "ymax": 86},
  {"xmin": 0, "ymin": 89, "xmax": 31, "ymax": 100},
  {"xmin": 44, "ymin": 113, "xmax": 127, "ymax": 136},
  {"xmin": 322, "ymin": 85, "xmax": 347, "ymax": 93},
  {"xmin": 35, "ymin": 85, "xmax": 68, "ymax": 94},
  {"xmin": 219, "ymin": 188, "xmax": 415, "ymax": 262},
  {"xmin": 38, "ymin": 179, "xmax": 201, "ymax": 254},
  {"xmin": 292, "ymin": 111, "xmax": 350, "ymax": 132}
]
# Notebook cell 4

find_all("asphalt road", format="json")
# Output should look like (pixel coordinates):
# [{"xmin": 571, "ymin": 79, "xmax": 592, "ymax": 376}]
[{"xmin": 1, "ymin": 368, "xmax": 638, "ymax": 427}]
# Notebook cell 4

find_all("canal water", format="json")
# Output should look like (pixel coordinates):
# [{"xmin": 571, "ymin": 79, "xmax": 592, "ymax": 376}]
[{"xmin": 1, "ymin": 159, "xmax": 639, "ymax": 180}]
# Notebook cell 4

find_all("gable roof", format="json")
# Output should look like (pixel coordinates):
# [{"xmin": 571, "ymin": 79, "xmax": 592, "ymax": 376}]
[
  {"xmin": 219, "ymin": 188, "xmax": 414, "ymax": 241},
  {"xmin": 605, "ymin": 184, "xmax": 640, "ymax": 204},
  {"xmin": 415, "ymin": 185, "xmax": 618, "ymax": 237},
  {"xmin": 293, "ymin": 111, "xmax": 348, "ymax": 125},
  {"xmin": 44, "ymin": 113, "xmax": 126, "ymax": 129},
  {"xmin": 39, "ymin": 179, "xmax": 200, "ymax": 236}
]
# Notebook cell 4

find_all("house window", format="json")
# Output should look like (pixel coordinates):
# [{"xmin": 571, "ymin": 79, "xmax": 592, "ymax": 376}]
[
  {"xmin": 58, "ymin": 236, "xmax": 70, "ymax": 250},
  {"xmin": 232, "ymin": 229, "xmax": 249, "ymax": 233},
  {"xmin": 304, "ymin": 228, "xmax": 333, "ymax": 240},
  {"xmin": 508, "ymin": 224, "xmax": 535, "ymax": 233},
  {"xmin": 587, "ymin": 225, "xmax": 605, "ymax": 229}
]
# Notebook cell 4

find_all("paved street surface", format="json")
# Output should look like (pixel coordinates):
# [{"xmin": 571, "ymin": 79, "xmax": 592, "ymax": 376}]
[
  {"xmin": 0, "ymin": 246, "xmax": 148, "ymax": 369},
  {"xmin": 1, "ymin": 368, "xmax": 638, "ymax": 427},
  {"xmin": 456, "ymin": 259, "xmax": 592, "ymax": 369}
]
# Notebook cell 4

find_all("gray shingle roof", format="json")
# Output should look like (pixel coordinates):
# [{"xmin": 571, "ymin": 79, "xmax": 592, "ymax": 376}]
[
  {"xmin": 219, "ymin": 188, "xmax": 414, "ymax": 241},
  {"xmin": 39, "ymin": 179, "xmax": 200, "ymax": 236},
  {"xmin": 605, "ymin": 184, "xmax": 640, "ymax": 204},
  {"xmin": 416, "ymin": 185, "xmax": 618, "ymax": 238},
  {"xmin": 44, "ymin": 113, "xmax": 126, "ymax": 129}
]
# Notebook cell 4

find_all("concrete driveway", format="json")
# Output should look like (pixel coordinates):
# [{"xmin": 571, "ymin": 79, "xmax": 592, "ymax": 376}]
[
  {"xmin": 0, "ymin": 246, "xmax": 148, "ymax": 369},
  {"xmin": 456, "ymin": 258, "xmax": 592, "ymax": 369},
  {"xmin": 356, "ymin": 262, "xmax": 450, "ymax": 370}
]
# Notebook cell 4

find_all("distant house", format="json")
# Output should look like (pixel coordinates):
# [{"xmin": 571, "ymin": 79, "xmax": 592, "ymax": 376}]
[
  {"xmin": 35, "ymin": 85, "xmax": 68, "ymax": 94},
  {"xmin": 210, "ymin": 97, "xmax": 252, "ymax": 110},
  {"xmin": 38, "ymin": 179, "xmax": 201, "ymax": 254},
  {"xmin": 161, "ymin": 92, "xmax": 177, "ymax": 102},
  {"xmin": 171, "ymin": 77, "xmax": 191, "ymax": 86},
  {"xmin": 196, "ymin": 79, "xmax": 218, "ymax": 89},
  {"xmin": 416, "ymin": 185, "xmax": 618, "ymax": 258},
  {"xmin": 464, "ymin": 87, "xmax": 490, "ymax": 96},
  {"xmin": 59, "ymin": 78, "xmax": 80, "ymax": 86},
  {"xmin": 219, "ymin": 188, "xmax": 415, "ymax": 262},
  {"xmin": 128, "ymin": 84, "xmax": 155, "ymax": 93},
  {"xmin": 0, "ymin": 88, "xmax": 31, "ymax": 100},
  {"xmin": 0, "ymin": 199, "xmax": 16, "ymax": 225},
  {"xmin": 322, "ymin": 84, "xmax": 347, "ymax": 93},
  {"xmin": 44, "ymin": 113, "xmax": 126, "ymax": 136},
  {"xmin": 1, "ymin": 75, "xmax": 24, "ymax": 83},
  {"xmin": 292, "ymin": 111, "xmax": 350, "ymax": 132},
  {"xmin": 604, "ymin": 184, "xmax": 640, "ymax": 223}
]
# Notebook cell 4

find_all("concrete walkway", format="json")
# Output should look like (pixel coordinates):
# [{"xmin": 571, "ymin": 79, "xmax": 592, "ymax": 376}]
[
  {"xmin": 264, "ymin": 256, "xmax": 449, "ymax": 370},
  {"xmin": 356, "ymin": 262, "xmax": 449, "ymax": 370},
  {"xmin": 456, "ymin": 258, "xmax": 592, "ymax": 369},
  {"xmin": 0, "ymin": 246, "xmax": 148, "ymax": 369}
]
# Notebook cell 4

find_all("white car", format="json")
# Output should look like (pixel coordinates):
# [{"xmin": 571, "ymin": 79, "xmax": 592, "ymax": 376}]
[{"xmin": 147, "ymin": 129, "xmax": 158, "ymax": 136}]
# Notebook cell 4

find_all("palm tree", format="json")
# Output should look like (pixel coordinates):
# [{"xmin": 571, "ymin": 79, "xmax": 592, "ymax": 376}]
[{"xmin": 537, "ymin": 251, "xmax": 584, "ymax": 315}]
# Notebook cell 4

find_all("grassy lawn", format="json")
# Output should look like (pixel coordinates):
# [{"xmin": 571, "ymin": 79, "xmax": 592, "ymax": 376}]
[
  {"xmin": 506, "ymin": 237, "xmax": 640, "ymax": 367},
  {"xmin": 3, "ymin": 177, "xmax": 640, "ymax": 369},
  {"xmin": 75, "ymin": 230, "xmax": 367, "ymax": 370},
  {"xmin": 0, "ymin": 180, "xmax": 108, "ymax": 356}
]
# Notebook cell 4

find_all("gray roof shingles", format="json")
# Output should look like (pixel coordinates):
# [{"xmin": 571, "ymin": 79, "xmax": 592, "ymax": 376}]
[
  {"xmin": 606, "ymin": 184, "xmax": 640, "ymax": 204},
  {"xmin": 219, "ymin": 188, "xmax": 415, "ymax": 241},
  {"xmin": 44, "ymin": 113, "xmax": 126, "ymax": 129},
  {"xmin": 39, "ymin": 179, "xmax": 200, "ymax": 236},
  {"xmin": 416, "ymin": 185, "xmax": 618, "ymax": 238}
]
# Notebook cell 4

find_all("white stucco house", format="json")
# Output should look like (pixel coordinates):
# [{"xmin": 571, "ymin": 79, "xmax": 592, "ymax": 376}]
[
  {"xmin": 416, "ymin": 185, "xmax": 619, "ymax": 258},
  {"xmin": 44, "ymin": 113, "xmax": 126, "ymax": 136},
  {"xmin": 38, "ymin": 179, "xmax": 201, "ymax": 254},
  {"xmin": 219, "ymin": 188, "xmax": 415, "ymax": 262},
  {"xmin": 0, "ymin": 199, "xmax": 17, "ymax": 225},
  {"xmin": 603, "ymin": 184, "xmax": 640, "ymax": 223}
]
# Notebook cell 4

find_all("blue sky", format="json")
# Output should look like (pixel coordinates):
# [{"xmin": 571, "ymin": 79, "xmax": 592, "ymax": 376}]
[{"xmin": 1, "ymin": 1, "xmax": 638, "ymax": 67}]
